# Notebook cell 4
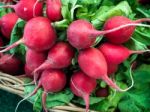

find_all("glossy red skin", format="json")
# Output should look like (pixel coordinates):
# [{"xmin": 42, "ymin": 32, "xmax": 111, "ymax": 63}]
[
  {"xmin": 0, "ymin": 13, "xmax": 18, "ymax": 39},
  {"xmin": 25, "ymin": 49, "xmax": 46, "ymax": 77},
  {"xmin": 67, "ymin": 20, "xmax": 96, "ymax": 49},
  {"xmin": 96, "ymin": 87, "xmax": 109, "ymax": 97},
  {"xmin": 70, "ymin": 71, "xmax": 97, "ymax": 97},
  {"xmin": 40, "ymin": 69, "xmax": 66, "ymax": 92},
  {"xmin": 46, "ymin": 0, "xmax": 62, "ymax": 21},
  {"xmin": 104, "ymin": 16, "xmax": 135, "ymax": 44},
  {"xmin": 24, "ymin": 17, "xmax": 57, "ymax": 51},
  {"xmin": 78, "ymin": 48, "xmax": 107, "ymax": 79},
  {"xmin": 0, "ymin": 54, "xmax": 21, "ymax": 75},
  {"xmin": 46, "ymin": 42, "xmax": 74, "ymax": 68},
  {"xmin": 35, "ymin": 42, "xmax": 75, "ymax": 71},
  {"xmin": 107, "ymin": 63, "xmax": 118, "ymax": 75},
  {"xmin": 14, "ymin": 0, "xmax": 43, "ymax": 21},
  {"xmin": 98, "ymin": 43, "xmax": 131, "ymax": 65}
]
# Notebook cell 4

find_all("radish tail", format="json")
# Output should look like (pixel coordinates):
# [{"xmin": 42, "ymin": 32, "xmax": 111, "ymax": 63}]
[
  {"xmin": 42, "ymin": 91, "xmax": 48, "ymax": 112},
  {"xmin": 15, "ymin": 83, "xmax": 41, "ymax": 112},
  {"xmin": 102, "ymin": 65, "xmax": 134, "ymax": 92},
  {"xmin": 90, "ymin": 23, "xmax": 150, "ymax": 37},
  {"xmin": 131, "ymin": 49, "xmax": 150, "ymax": 54},
  {"xmin": 135, "ymin": 18, "xmax": 150, "ymax": 23},
  {"xmin": 0, "ymin": 38, "xmax": 24, "ymax": 53},
  {"xmin": 83, "ymin": 94, "xmax": 90, "ymax": 112}
]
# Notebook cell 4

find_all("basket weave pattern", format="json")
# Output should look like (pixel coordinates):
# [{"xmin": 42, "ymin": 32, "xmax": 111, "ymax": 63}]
[{"xmin": 0, "ymin": 72, "xmax": 98, "ymax": 112}]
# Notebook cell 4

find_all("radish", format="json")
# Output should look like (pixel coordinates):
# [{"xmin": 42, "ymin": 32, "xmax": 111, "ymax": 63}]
[
  {"xmin": 67, "ymin": 17, "xmax": 150, "ymax": 49},
  {"xmin": 0, "ymin": 17, "xmax": 57, "ymax": 53},
  {"xmin": 46, "ymin": 0, "xmax": 62, "ymax": 21},
  {"xmin": 0, "ymin": 54, "xmax": 22, "ymax": 75},
  {"xmin": 78, "ymin": 47, "xmax": 133, "ymax": 92},
  {"xmin": 96, "ymin": 87, "xmax": 109, "ymax": 97},
  {"xmin": 33, "ymin": 42, "xmax": 74, "ymax": 83},
  {"xmin": 0, "ymin": 13, "xmax": 18, "ymax": 39},
  {"xmin": 25, "ymin": 49, "xmax": 46, "ymax": 78},
  {"xmin": 0, "ymin": 0, "xmax": 43, "ymax": 21},
  {"xmin": 98, "ymin": 43, "xmax": 150, "ymax": 65},
  {"xmin": 107, "ymin": 63, "xmax": 118, "ymax": 75},
  {"xmin": 70, "ymin": 71, "xmax": 97, "ymax": 112},
  {"xmin": 15, "ymin": 69, "xmax": 66, "ymax": 112}
]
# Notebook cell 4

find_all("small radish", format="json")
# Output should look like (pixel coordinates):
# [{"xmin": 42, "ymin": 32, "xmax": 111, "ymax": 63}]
[
  {"xmin": 67, "ymin": 17, "xmax": 150, "ymax": 49},
  {"xmin": 25, "ymin": 49, "xmax": 46, "ymax": 78},
  {"xmin": 0, "ymin": 0, "xmax": 43, "ymax": 21},
  {"xmin": 0, "ymin": 17, "xmax": 57, "ymax": 53},
  {"xmin": 98, "ymin": 43, "xmax": 149, "ymax": 65},
  {"xmin": 70, "ymin": 71, "xmax": 97, "ymax": 112},
  {"xmin": 33, "ymin": 42, "xmax": 74, "ymax": 83},
  {"xmin": 107, "ymin": 63, "xmax": 118, "ymax": 75},
  {"xmin": 46, "ymin": 0, "xmax": 62, "ymax": 21},
  {"xmin": 0, "ymin": 54, "xmax": 22, "ymax": 75},
  {"xmin": 15, "ymin": 69, "xmax": 66, "ymax": 112},
  {"xmin": 78, "ymin": 47, "xmax": 132, "ymax": 91},
  {"xmin": 96, "ymin": 87, "xmax": 109, "ymax": 97},
  {"xmin": 0, "ymin": 13, "xmax": 18, "ymax": 39}
]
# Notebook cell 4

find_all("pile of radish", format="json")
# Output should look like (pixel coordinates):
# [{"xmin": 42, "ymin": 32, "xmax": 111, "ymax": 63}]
[{"xmin": 0, "ymin": 0, "xmax": 150, "ymax": 112}]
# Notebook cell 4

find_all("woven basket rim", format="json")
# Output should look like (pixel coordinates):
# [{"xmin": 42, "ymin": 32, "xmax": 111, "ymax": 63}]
[{"xmin": 0, "ymin": 72, "xmax": 98, "ymax": 112}]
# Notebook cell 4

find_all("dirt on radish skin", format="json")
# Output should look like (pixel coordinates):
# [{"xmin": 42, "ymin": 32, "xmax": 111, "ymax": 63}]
[
  {"xmin": 25, "ymin": 49, "xmax": 46, "ymax": 78},
  {"xmin": 33, "ymin": 42, "xmax": 74, "ymax": 82},
  {"xmin": 78, "ymin": 47, "xmax": 125, "ymax": 91},
  {"xmin": 70, "ymin": 71, "xmax": 97, "ymax": 112},
  {"xmin": 0, "ymin": 0, "xmax": 43, "ymax": 21},
  {"xmin": 46, "ymin": 0, "xmax": 62, "ymax": 21},
  {"xmin": 98, "ymin": 43, "xmax": 148, "ymax": 65},
  {"xmin": 0, "ymin": 54, "xmax": 22, "ymax": 75},
  {"xmin": 67, "ymin": 17, "xmax": 150, "ymax": 49},
  {"xmin": 0, "ymin": 13, "xmax": 18, "ymax": 39},
  {"xmin": 0, "ymin": 17, "xmax": 57, "ymax": 53}
]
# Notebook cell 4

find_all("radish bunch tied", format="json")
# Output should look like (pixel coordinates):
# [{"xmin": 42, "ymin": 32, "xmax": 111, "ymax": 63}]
[{"xmin": 67, "ymin": 16, "xmax": 150, "ymax": 49}]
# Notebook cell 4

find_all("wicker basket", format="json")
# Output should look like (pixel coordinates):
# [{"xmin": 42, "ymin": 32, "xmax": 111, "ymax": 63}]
[{"xmin": 0, "ymin": 72, "xmax": 98, "ymax": 112}]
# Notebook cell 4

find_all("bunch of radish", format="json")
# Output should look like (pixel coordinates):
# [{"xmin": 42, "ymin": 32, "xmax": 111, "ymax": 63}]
[{"xmin": 0, "ymin": 0, "xmax": 150, "ymax": 112}]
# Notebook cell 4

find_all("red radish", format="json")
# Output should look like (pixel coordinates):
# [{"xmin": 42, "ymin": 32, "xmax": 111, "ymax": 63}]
[
  {"xmin": 33, "ymin": 42, "xmax": 74, "ymax": 82},
  {"xmin": 107, "ymin": 63, "xmax": 118, "ymax": 75},
  {"xmin": 78, "ymin": 47, "xmax": 127, "ymax": 91},
  {"xmin": 0, "ymin": 54, "xmax": 22, "ymax": 75},
  {"xmin": 0, "ymin": 13, "xmax": 18, "ymax": 39},
  {"xmin": 0, "ymin": 17, "xmax": 57, "ymax": 53},
  {"xmin": 46, "ymin": 0, "xmax": 62, "ymax": 21},
  {"xmin": 15, "ymin": 69, "xmax": 66, "ymax": 112},
  {"xmin": 96, "ymin": 87, "xmax": 109, "ymax": 97},
  {"xmin": 25, "ymin": 49, "xmax": 46, "ymax": 78},
  {"xmin": 1, "ymin": 0, "xmax": 43, "ymax": 21},
  {"xmin": 67, "ymin": 17, "xmax": 150, "ymax": 49},
  {"xmin": 70, "ymin": 71, "xmax": 97, "ymax": 112},
  {"xmin": 98, "ymin": 43, "xmax": 149, "ymax": 65}
]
